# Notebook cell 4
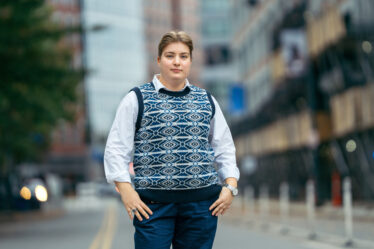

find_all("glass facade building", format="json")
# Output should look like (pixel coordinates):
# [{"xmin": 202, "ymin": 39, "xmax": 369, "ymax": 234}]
[
  {"xmin": 83, "ymin": 0, "xmax": 146, "ymax": 141},
  {"xmin": 201, "ymin": 0, "xmax": 235, "ymax": 118}
]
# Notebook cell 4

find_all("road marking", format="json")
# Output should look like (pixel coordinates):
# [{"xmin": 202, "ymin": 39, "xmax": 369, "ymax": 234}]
[
  {"xmin": 89, "ymin": 203, "xmax": 118, "ymax": 249},
  {"xmin": 89, "ymin": 208, "xmax": 109, "ymax": 249},
  {"xmin": 102, "ymin": 205, "xmax": 117, "ymax": 249}
]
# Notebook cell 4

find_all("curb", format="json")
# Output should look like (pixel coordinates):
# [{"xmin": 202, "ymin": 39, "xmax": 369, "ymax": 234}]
[
  {"xmin": 220, "ymin": 215, "xmax": 374, "ymax": 249},
  {"xmin": 223, "ymin": 198, "xmax": 374, "ymax": 248}
]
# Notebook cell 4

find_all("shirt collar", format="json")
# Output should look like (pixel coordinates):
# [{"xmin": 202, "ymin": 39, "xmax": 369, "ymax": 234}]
[{"xmin": 152, "ymin": 74, "xmax": 191, "ymax": 92}]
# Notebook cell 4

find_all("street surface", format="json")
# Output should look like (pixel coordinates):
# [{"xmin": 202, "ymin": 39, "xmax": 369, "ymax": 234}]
[{"xmin": 0, "ymin": 197, "xmax": 372, "ymax": 249}]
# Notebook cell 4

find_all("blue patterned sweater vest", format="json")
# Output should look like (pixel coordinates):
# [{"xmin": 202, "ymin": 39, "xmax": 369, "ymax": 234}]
[{"xmin": 131, "ymin": 82, "xmax": 221, "ymax": 203}]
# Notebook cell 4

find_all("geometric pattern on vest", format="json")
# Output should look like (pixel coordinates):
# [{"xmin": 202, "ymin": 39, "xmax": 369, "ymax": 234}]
[{"xmin": 133, "ymin": 82, "xmax": 219, "ymax": 190}]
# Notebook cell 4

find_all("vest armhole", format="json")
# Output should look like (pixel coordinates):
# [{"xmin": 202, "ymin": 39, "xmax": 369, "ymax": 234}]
[
  {"xmin": 206, "ymin": 91, "xmax": 216, "ymax": 120},
  {"xmin": 129, "ymin": 87, "xmax": 144, "ymax": 132}
]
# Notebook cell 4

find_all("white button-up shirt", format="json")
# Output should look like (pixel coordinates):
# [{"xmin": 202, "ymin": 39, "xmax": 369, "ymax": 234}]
[{"xmin": 104, "ymin": 74, "xmax": 240, "ymax": 184}]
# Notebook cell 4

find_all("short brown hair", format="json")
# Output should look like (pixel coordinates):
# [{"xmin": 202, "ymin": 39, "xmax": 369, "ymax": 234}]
[{"xmin": 158, "ymin": 30, "xmax": 193, "ymax": 59}]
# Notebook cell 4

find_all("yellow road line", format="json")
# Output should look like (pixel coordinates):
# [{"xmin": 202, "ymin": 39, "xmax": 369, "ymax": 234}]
[
  {"xmin": 102, "ymin": 205, "xmax": 118, "ymax": 249},
  {"xmin": 89, "ymin": 208, "xmax": 110, "ymax": 249},
  {"xmin": 89, "ymin": 203, "xmax": 118, "ymax": 249}
]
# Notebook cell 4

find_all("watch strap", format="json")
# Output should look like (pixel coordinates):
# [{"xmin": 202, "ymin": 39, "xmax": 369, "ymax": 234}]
[{"xmin": 223, "ymin": 183, "xmax": 238, "ymax": 196}]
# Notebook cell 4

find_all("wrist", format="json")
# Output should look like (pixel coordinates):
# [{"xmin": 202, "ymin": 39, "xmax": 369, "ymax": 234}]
[
  {"xmin": 223, "ymin": 183, "xmax": 238, "ymax": 196},
  {"xmin": 224, "ymin": 177, "xmax": 237, "ymax": 188},
  {"xmin": 115, "ymin": 181, "xmax": 134, "ymax": 192}
]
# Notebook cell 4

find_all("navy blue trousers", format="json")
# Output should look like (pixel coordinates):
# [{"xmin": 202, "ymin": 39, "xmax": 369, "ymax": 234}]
[{"xmin": 133, "ymin": 196, "xmax": 218, "ymax": 249}]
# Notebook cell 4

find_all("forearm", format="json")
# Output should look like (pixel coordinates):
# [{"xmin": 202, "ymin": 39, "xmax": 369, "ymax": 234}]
[{"xmin": 115, "ymin": 181, "xmax": 134, "ymax": 193}]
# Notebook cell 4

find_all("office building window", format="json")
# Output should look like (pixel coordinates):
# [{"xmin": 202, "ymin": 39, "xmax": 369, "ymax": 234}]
[{"xmin": 204, "ymin": 45, "xmax": 231, "ymax": 66}]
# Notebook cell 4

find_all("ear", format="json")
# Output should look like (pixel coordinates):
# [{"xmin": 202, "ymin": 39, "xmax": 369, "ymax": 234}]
[{"xmin": 157, "ymin": 56, "xmax": 161, "ymax": 66}]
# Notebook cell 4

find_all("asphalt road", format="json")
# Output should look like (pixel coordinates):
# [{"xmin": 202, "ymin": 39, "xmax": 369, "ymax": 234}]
[{"xmin": 0, "ymin": 198, "xmax": 361, "ymax": 249}]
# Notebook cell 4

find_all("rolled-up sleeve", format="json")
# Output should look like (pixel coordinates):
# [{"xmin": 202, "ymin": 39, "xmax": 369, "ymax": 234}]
[
  {"xmin": 104, "ymin": 91, "xmax": 138, "ymax": 184},
  {"xmin": 209, "ymin": 96, "xmax": 240, "ymax": 183}
]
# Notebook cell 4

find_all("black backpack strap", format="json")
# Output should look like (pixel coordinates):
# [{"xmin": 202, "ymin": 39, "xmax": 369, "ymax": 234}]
[
  {"xmin": 129, "ymin": 87, "xmax": 143, "ymax": 132},
  {"xmin": 206, "ymin": 90, "xmax": 216, "ymax": 120}
]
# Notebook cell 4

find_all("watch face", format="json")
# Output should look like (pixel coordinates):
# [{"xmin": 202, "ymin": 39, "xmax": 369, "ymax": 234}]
[{"xmin": 224, "ymin": 184, "xmax": 238, "ymax": 196}]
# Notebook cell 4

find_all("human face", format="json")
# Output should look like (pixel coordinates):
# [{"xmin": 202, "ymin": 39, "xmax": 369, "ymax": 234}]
[{"xmin": 157, "ymin": 42, "xmax": 191, "ymax": 85}]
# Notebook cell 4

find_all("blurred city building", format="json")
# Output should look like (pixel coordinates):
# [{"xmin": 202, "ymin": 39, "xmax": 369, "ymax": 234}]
[
  {"xmin": 44, "ymin": 0, "xmax": 88, "ymax": 195},
  {"xmin": 81, "ymin": 0, "xmax": 147, "ymax": 183},
  {"xmin": 82, "ymin": 0, "xmax": 147, "ymax": 143},
  {"xmin": 231, "ymin": 0, "xmax": 374, "ymax": 203},
  {"xmin": 200, "ymin": 0, "xmax": 236, "ymax": 116},
  {"xmin": 143, "ymin": 0, "xmax": 203, "ymax": 86}
]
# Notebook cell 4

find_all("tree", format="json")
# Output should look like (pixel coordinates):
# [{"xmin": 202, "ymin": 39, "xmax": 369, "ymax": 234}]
[{"xmin": 0, "ymin": 0, "xmax": 84, "ymax": 173}]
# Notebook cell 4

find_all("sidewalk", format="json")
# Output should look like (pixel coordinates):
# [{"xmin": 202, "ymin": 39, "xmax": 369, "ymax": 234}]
[
  {"xmin": 222, "ymin": 197, "xmax": 374, "ymax": 249},
  {"xmin": 0, "ymin": 208, "xmax": 65, "ymax": 224},
  {"xmin": 0, "ymin": 196, "xmax": 117, "ymax": 223},
  {"xmin": 0, "ymin": 200, "xmax": 65, "ymax": 224}
]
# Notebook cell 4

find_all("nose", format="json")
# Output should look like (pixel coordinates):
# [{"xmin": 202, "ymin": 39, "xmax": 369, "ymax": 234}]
[{"xmin": 173, "ymin": 56, "xmax": 180, "ymax": 65}]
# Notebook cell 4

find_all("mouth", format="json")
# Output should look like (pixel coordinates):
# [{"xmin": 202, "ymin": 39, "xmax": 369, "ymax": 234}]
[{"xmin": 171, "ymin": 69, "xmax": 182, "ymax": 73}]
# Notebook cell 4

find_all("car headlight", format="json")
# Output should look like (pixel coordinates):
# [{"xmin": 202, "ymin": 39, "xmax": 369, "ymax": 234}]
[
  {"xmin": 35, "ymin": 185, "xmax": 48, "ymax": 202},
  {"xmin": 20, "ymin": 186, "xmax": 32, "ymax": 200}
]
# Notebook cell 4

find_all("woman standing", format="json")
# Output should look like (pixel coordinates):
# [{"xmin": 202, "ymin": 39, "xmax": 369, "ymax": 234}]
[{"xmin": 104, "ymin": 30, "xmax": 240, "ymax": 249}]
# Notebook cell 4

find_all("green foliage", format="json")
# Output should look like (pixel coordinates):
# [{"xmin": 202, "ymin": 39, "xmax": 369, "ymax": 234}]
[{"xmin": 0, "ymin": 0, "xmax": 84, "ymax": 165}]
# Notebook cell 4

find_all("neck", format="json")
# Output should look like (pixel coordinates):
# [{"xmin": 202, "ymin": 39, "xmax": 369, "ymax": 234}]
[{"xmin": 158, "ymin": 74, "xmax": 185, "ymax": 91}]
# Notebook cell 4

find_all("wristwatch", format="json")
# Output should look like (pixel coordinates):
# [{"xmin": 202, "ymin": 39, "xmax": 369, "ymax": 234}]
[{"xmin": 223, "ymin": 183, "xmax": 238, "ymax": 196}]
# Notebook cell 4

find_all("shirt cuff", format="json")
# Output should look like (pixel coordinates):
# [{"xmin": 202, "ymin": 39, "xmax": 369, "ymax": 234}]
[
  {"xmin": 217, "ymin": 166, "xmax": 240, "ymax": 184},
  {"xmin": 106, "ymin": 172, "xmax": 132, "ymax": 184}
]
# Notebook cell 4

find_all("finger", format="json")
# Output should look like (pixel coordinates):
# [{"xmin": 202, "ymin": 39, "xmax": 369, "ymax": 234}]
[
  {"xmin": 221, "ymin": 205, "xmax": 231, "ymax": 215},
  {"xmin": 212, "ymin": 202, "xmax": 225, "ymax": 216},
  {"xmin": 214, "ymin": 207, "xmax": 224, "ymax": 216},
  {"xmin": 219, "ymin": 205, "xmax": 229, "ymax": 216},
  {"xmin": 219, "ymin": 206, "xmax": 227, "ymax": 215},
  {"xmin": 140, "ymin": 202, "xmax": 153, "ymax": 215},
  {"xmin": 127, "ymin": 209, "xmax": 134, "ymax": 220},
  {"xmin": 209, "ymin": 199, "xmax": 222, "ymax": 211},
  {"xmin": 134, "ymin": 210, "xmax": 143, "ymax": 221},
  {"xmin": 136, "ymin": 205, "xmax": 150, "ymax": 220}
]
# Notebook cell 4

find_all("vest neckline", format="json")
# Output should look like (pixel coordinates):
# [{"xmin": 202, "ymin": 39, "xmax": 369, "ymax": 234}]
[{"xmin": 150, "ymin": 82, "xmax": 191, "ymax": 97}]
